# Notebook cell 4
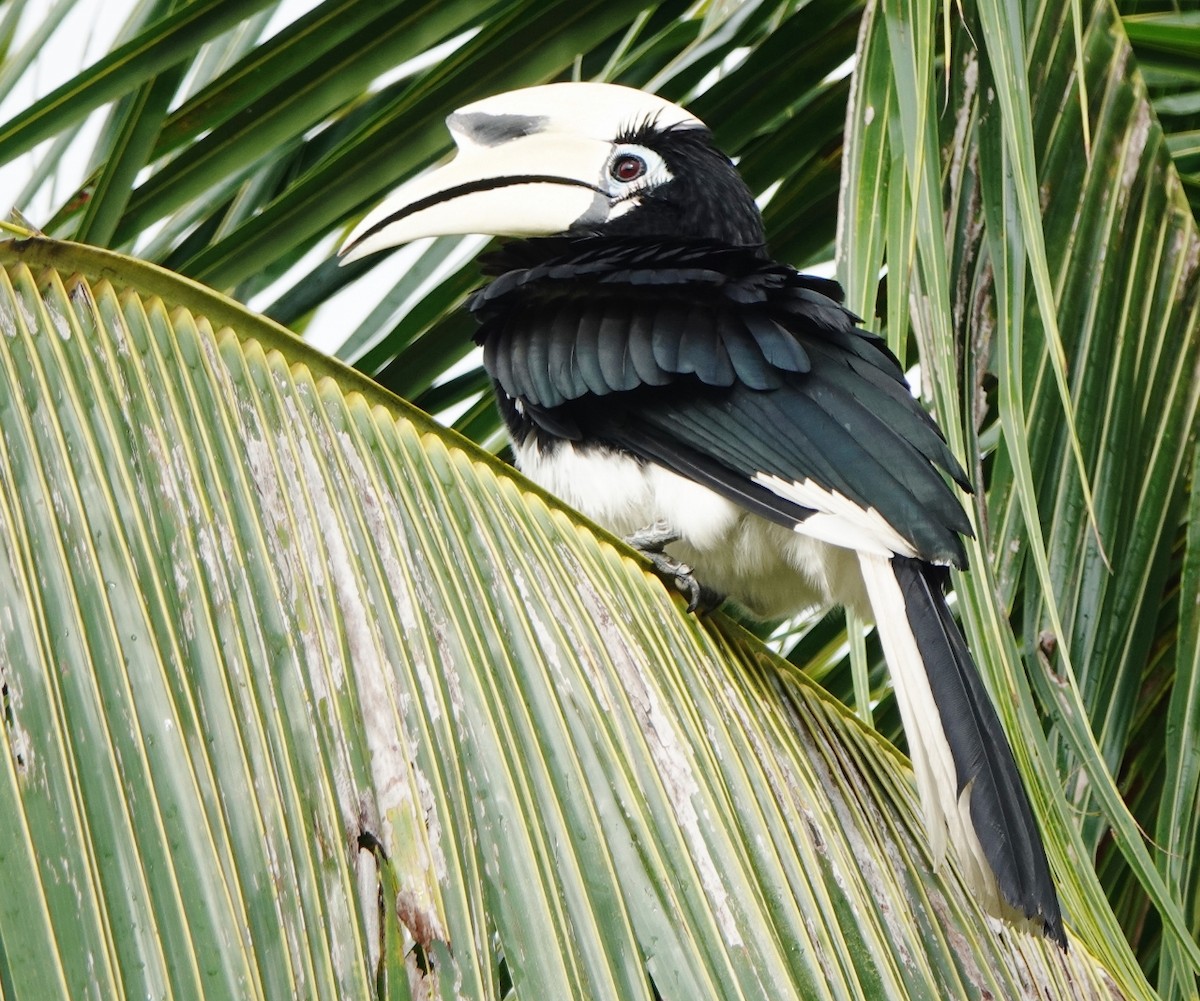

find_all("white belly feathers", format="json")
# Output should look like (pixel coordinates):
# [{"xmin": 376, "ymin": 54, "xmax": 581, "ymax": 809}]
[{"xmin": 515, "ymin": 439, "xmax": 869, "ymax": 620}]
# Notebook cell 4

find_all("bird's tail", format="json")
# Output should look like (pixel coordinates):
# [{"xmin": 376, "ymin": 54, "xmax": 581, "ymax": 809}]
[{"xmin": 857, "ymin": 552, "xmax": 1066, "ymax": 948}]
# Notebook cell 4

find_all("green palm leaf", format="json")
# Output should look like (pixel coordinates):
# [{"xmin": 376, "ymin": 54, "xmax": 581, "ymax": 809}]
[{"xmin": 840, "ymin": 0, "xmax": 1200, "ymax": 995}]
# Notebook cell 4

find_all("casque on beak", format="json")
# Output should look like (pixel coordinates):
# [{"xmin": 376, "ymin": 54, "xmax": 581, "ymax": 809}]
[{"xmin": 339, "ymin": 82, "xmax": 702, "ymax": 262}]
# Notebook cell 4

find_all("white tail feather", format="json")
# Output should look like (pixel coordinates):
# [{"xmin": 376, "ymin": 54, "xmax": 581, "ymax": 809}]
[{"xmin": 857, "ymin": 552, "xmax": 999, "ymax": 910}]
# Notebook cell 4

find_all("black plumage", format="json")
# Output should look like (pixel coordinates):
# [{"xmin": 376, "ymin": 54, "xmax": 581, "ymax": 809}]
[
  {"xmin": 472, "ymin": 237, "xmax": 973, "ymax": 565},
  {"xmin": 892, "ymin": 557, "xmax": 1062, "ymax": 941}
]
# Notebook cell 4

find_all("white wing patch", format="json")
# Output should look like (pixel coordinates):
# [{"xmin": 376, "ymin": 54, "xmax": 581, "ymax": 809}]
[{"xmin": 751, "ymin": 472, "xmax": 917, "ymax": 558}]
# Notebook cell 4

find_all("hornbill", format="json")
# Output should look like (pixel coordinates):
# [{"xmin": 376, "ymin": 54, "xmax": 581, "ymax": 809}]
[{"xmin": 341, "ymin": 82, "xmax": 1065, "ymax": 947}]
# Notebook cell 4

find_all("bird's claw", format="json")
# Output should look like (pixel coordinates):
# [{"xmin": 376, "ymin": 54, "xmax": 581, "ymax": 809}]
[
  {"xmin": 625, "ymin": 519, "xmax": 678, "ymax": 553},
  {"xmin": 625, "ymin": 523, "xmax": 723, "ymax": 614},
  {"xmin": 683, "ymin": 577, "xmax": 724, "ymax": 615}
]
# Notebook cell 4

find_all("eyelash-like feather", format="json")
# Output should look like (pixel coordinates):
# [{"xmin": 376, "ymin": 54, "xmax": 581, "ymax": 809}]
[{"xmin": 614, "ymin": 111, "xmax": 665, "ymax": 145}]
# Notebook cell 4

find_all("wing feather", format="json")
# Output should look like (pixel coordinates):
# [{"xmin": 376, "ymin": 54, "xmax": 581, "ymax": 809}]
[
  {"xmin": 598, "ymin": 304, "xmax": 640, "ymax": 392},
  {"xmin": 600, "ymin": 386, "xmax": 967, "ymax": 564},
  {"xmin": 626, "ymin": 307, "xmax": 668, "ymax": 386},
  {"xmin": 574, "ymin": 308, "xmax": 609, "ymax": 397},
  {"xmin": 475, "ymin": 237, "xmax": 972, "ymax": 564}
]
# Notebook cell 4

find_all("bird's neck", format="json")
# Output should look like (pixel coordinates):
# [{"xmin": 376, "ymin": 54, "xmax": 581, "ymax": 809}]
[{"xmin": 476, "ymin": 235, "xmax": 773, "ymax": 285}]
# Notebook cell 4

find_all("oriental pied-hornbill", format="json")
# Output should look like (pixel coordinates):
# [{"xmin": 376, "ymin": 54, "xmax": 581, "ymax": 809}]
[{"xmin": 341, "ymin": 81, "xmax": 1065, "ymax": 947}]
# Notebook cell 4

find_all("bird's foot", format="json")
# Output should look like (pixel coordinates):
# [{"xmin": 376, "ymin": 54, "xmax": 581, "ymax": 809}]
[{"xmin": 625, "ymin": 521, "xmax": 723, "ymax": 614}]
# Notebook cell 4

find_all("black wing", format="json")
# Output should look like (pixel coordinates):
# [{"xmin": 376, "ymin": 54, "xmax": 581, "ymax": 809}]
[{"xmin": 472, "ymin": 238, "xmax": 973, "ymax": 566}]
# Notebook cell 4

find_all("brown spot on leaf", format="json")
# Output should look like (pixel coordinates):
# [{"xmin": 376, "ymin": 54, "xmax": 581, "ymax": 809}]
[{"xmin": 396, "ymin": 889, "xmax": 443, "ymax": 952}]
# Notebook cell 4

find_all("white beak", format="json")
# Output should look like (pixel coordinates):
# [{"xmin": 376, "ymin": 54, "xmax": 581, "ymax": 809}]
[
  {"xmin": 339, "ymin": 132, "xmax": 612, "ymax": 262},
  {"xmin": 339, "ymin": 82, "xmax": 703, "ymax": 263}
]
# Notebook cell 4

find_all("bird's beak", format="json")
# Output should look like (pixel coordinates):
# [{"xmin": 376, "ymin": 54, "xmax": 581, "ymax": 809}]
[{"xmin": 339, "ymin": 131, "xmax": 612, "ymax": 263}]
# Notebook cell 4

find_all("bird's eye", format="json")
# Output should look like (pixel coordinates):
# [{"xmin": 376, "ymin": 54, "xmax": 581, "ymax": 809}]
[{"xmin": 610, "ymin": 154, "xmax": 647, "ymax": 183}]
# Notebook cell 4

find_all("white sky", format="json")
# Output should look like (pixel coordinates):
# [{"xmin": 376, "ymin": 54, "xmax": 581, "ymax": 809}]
[{"xmin": 1, "ymin": 2, "xmax": 127, "ymax": 221}]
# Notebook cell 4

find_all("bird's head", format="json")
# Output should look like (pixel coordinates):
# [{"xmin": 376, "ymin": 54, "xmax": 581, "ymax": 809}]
[{"xmin": 340, "ymin": 82, "xmax": 765, "ymax": 262}]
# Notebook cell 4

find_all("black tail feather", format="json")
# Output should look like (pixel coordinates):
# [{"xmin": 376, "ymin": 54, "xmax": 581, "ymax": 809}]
[{"xmin": 892, "ymin": 556, "xmax": 1066, "ymax": 948}]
